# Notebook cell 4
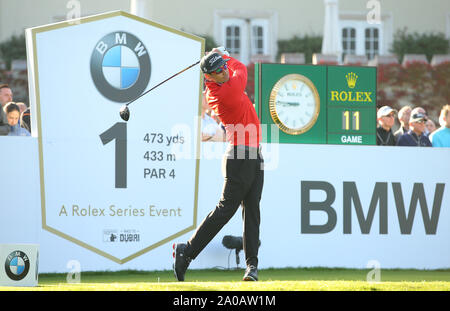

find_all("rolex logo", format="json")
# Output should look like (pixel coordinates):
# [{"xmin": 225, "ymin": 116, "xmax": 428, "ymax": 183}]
[{"xmin": 346, "ymin": 72, "xmax": 358, "ymax": 89}]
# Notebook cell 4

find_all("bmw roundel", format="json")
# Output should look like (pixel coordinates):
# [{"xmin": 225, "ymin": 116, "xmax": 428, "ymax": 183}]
[
  {"xmin": 91, "ymin": 31, "xmax": 151, "ymax": 102},
  {"xmin": 5, "ymin": 250, "xmax": 30, "ymax": 281}
]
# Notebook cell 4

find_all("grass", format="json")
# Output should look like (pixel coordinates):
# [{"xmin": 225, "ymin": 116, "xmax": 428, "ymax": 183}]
[{"xmin": 2, "ymin": 267, "xmax": 450, "ymax": 291}]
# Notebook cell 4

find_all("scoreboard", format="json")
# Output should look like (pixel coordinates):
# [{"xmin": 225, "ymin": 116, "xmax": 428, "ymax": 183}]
[
  {"xmin": 255, "ymin": 63, "xmax": 376, "ymax": 145},
  {"xmin": 326, "ymin": 66, "xmax": 376, "ymax": 145}
]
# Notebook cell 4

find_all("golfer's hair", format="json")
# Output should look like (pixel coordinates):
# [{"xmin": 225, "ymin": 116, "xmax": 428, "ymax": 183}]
[{"xmin": 4, "ymin": 102, "xmax": 19, "ymax": 114}]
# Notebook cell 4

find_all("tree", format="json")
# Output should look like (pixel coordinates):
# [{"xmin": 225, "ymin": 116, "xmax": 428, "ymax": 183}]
[
  {"xmin": 0, "ymin": 34, "xmax": 27, "ymax": 70},
  {"xmin": 391, "ymin": 29, "xmax": 449, "ymax": 63},
  {"xmin": 277, "ymin": 35, "xmax": 322, "ymax": 64}
]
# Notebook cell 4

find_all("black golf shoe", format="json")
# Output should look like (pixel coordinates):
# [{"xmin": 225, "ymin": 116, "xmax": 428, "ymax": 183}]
[
  {"xmin": 173, "ymin": 243, "xmax": 192, "ymax": 281},
  {"xmin": 243, "ymin": 265, "xmax": 258, "ymax": 281}
]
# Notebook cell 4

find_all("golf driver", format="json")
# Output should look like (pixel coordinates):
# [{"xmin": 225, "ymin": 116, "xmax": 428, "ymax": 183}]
[{"xmin": 119, "ymin": 60, "xmax": 200, "ymax": 121}]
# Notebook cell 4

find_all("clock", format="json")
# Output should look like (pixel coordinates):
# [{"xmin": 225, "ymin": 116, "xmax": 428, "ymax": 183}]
[{"xmin": 269, "ymin": 73, "xmax": 320, "ymax": 135}]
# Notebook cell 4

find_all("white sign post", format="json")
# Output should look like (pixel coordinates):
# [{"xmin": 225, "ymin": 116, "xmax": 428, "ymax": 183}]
[{"xmin": 26, "ymin": 11, "xmax": 204, "ymax": 264}]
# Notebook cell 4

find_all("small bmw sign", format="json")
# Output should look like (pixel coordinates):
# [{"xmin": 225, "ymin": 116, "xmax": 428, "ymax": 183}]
[
  {"xmin": 90, "ymin": 31, "xmax": 151, "ymax": 102},
  {"xmin": 0, "ymin": 244, "xmax": 39, "ymax": 287},
  {"xmin": 5, "ymin": 251, "xmax": 30, "ymax": 281}
]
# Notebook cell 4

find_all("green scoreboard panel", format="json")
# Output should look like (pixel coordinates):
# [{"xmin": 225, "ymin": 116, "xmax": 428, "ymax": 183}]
[
  {"xmin": 255, "ymin": 63, "xmax": 376, "ymax": 145},
  {"xmin": 326, "ymin": 66, "xmax": 376, "ymax": 145}
]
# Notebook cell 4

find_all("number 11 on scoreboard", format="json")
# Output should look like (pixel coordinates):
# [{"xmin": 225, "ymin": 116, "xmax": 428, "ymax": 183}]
[{"xmin": 342, "ymin": 110, "xmax": 360, "ymax": 131}]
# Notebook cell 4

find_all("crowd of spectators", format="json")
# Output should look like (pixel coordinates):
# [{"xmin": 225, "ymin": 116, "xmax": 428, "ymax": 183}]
[
  {"xmin": 0, "ymin": 83, "xmax": 31, "ymax": 136},
  {"xmin": 377, "ymin": 103, "xmax": 450, "ymax": 147}
]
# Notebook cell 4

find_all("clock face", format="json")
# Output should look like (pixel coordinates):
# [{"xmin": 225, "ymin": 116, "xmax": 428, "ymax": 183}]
[{"xmin": 269, "ymin": 74, "xmax": 320, "ymax": 135}]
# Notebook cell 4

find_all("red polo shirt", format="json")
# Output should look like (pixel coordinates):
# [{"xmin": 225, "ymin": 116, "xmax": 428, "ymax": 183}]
[{"xmin": 204, "ymin": 56, "xmax": 261, "ymax": 147}]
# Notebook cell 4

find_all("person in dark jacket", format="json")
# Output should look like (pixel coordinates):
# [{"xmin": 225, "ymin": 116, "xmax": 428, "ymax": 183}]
[
  {"xmin": 397, "ymin": 113, "xmax": 432, "ymax": 147},
  {"xmin": 394, "ymin": 105, "xmax": 411, "ymax": 140},
  {"xmin": 376, "ymin": 105, "xmax": 397, "ymax": 146}
]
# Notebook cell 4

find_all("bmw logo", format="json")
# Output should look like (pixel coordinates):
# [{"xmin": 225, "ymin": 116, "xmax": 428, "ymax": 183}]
[
  {"xmin": 5, "ymin": 251, "xmax": 30, "ymax": 281},
  {"xmin": 90, "ymin": 31, "xmax": 151, "ymax": 102}
]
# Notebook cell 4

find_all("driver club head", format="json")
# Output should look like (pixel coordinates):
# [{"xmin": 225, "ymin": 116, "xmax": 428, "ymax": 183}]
[{"xmin": 119, "ymin": 105, "xmax": 130, "ymax": 121}]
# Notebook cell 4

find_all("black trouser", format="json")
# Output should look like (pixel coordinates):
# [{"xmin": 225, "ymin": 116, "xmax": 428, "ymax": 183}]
[{"xmin": 186, "ymin": 145, "xmax": 264, "ymax": 267}]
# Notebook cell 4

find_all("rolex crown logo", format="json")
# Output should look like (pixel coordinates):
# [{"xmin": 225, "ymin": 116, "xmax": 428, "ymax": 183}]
[{"xmin": 346, "ymin": 72, "xmax": 358, "ymax": 89}]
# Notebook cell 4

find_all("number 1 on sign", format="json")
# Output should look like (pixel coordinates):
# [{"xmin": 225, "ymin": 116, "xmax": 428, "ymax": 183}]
[{"xmin": 100, "ymin": 122, "xmax": 127, "ymax": 188}]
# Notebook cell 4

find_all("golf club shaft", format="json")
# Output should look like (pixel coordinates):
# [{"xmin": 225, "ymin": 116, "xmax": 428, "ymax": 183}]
[{"xmin": 126, "ymin": 60, "xmax": 201, "ymax": 107}]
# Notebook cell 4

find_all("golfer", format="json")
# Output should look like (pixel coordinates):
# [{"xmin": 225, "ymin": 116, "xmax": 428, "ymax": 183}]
[{"xmin": 173, "ymin": 48, "xmax": 264, "ymax": 281}]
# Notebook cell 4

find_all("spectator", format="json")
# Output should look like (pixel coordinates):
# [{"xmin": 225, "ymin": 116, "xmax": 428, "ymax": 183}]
[
  {"xmin": 0, "ymin": 84, "xmax": 13, "ymax": 108},
  {"xmin": 397, "ymin": 112, "xmax": 431, "ymax": 147},
  {"xmin": 20, "ymin": 107, "xmax": 31, "ymax": 133},
  {"xmin": 201, "ymin": 92, "xmax": 225, "ymax": 142},
  {"xmin": 411, "ymin": 107, "xmax": 430, "ymax": 136},
  {"xmin": 430, "ymin": 105, "xmax": 450, "ymax": 147},
  {"xmin": 4, "ymin": 102, "xmax": 30, "ymax": 136},
  {"xmin": 376, "ymin": 106, "xmax": 397, "ymax": 146},
  {"xmin": 394, "ymin": 105, "xmax": 411, "ymax": 140},
  {"xmin": 425, "ymin": 119, "xmax": 436, "ymax": 135}
]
